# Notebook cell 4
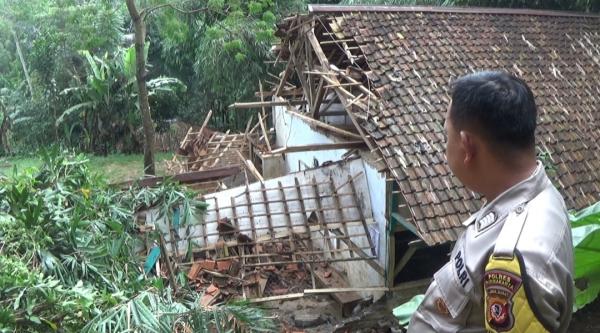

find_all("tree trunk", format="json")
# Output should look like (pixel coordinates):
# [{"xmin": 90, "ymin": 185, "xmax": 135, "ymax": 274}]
[
  {"xmin": 126, "ymin": 0, "xmax": 156, "ymax": 176},
  {"xmin": 11, "ymin": 28, "xmax": 33, "ymax": 97}
]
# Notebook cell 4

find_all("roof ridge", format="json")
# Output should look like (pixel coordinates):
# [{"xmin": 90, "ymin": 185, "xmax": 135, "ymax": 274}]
[{"xmin": 308, "ymin": 4, "xmax": 600, "ymax": 19}]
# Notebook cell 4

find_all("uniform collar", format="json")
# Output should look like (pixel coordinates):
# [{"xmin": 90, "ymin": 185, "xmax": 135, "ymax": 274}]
[{"xmin": 462, "ymin": 161, "xmax": 550, "ymax": 232}]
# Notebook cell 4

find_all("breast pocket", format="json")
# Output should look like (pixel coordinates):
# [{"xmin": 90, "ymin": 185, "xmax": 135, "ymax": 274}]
[{"xmin": 412, "ymin": 260, "xmax": 473, "ymax": 333}]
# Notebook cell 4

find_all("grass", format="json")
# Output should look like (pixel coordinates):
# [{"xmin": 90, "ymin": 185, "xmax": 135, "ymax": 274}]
[{"xmin": 0, "ymin": 152, "xmax": 173, "ymax": 183}]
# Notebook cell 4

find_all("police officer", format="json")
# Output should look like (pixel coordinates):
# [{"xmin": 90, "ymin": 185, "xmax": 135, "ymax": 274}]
[{"xmin": 408, "ymin": 71, "xmax": 573, "ymax": 333}]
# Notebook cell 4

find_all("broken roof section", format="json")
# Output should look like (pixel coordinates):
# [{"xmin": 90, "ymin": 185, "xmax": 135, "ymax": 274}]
[
  {"xmin": 274, "ymin": 5, "xmax": 600, "ymax": 245},
  {"xmin": 150, "ymin": 157, "xmax": 382, "ymax": 276},
  {"xmin": 166, "ymin": 110, "xmax": 273, "ymax": 189}
]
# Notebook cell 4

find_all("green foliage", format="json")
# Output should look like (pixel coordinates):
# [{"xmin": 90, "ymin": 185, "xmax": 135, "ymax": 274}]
[
  {"xmin": 57, "ymin": 46, "xmax": 185, "ymax": 153},
  {"xmin": 82, "ymin": 290, "xmax": 277, "ymax": 333},
  {"xmin": 0, "ymin": 149, "xmax": 274, "ymax": 332}
]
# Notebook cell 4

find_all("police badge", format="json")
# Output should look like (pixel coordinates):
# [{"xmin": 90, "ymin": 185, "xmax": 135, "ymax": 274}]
[{"xmin": 484, "ymin": 269, "xmax": 523, "ymax": 332}]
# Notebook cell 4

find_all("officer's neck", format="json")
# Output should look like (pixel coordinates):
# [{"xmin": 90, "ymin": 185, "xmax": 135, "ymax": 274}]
[{"xmin": 480, "ymin": 155, "xmax": 538, "ymax": 203}]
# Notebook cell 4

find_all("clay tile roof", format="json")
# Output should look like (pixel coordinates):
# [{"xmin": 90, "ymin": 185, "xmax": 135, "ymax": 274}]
[{"xmin": 309, "ymin": 5, "xmax": 600, "ymax": 245}]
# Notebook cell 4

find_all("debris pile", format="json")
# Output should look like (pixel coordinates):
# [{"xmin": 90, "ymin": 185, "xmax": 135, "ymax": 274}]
[
  {"xmin": 186, "ymin": 238, "xmax": 313, "ymax": 305},
  {"xmin": 166, "ymin": 110, "xmax": 273, "ymax": 185}
]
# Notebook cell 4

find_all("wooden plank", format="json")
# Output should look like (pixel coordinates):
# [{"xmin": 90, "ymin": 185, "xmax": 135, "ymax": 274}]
[
  {"xmin": 385, "ymin": 176, "xmax": 395, "ymax": 289},
  {"xmin": 275, "ymin": 52, "xmax": 294, "ymax": 96},
  {"xmin": 116, "ymin": 165, "xmax": 241, "ymax": 188},
  {"xmin": 195, "ymin": 129, "xmax": 229, "ymax": 170},
  {"xmin": 304, "ymin": 287, "xmax": 388, "ymax": 294},
  {"xmin": 255, "ymin": 87, "xmax": 303, "ymax": 98},
  {"xmin": 258, "ymin": 80, "xmax": 267, "ymax": 120},
  {"xmin": 229, "ymin": 100, "xmax": 307, "ymax": 109},
  {"xmin": 294, "ymin": 177, "xmax": 314, "ymax": 251},
  {"xmin": 245, "ymin": 185, "xmax": 257, "ymax": 241},
  {"xmin": 312, "ymin": 260, "xmax": 363, "ymax": 317},
  {"xmin": 205, "ymin": 139, "xmax": 234, "ymax": 169},
  {"xmin": 269, "ymin": 141, "xmax": 366, "ymax": 155},
  {"xmin": 304, "ymin": 36, "xmax": 314, "ymax": 108},
  {"xmin": 336, "ymin": 70, "xmax": 379, "ymax": 101},
  {"xmin": 329, "ymin": 176, "xmax": 352, "ymax": 257},
  {"xmin": 311, "ymin": 77, "xmax": 326, "ymax": 118},
  {"xmin": 330, "ymin": 229, "xmax": 384, "ymax": 277},
  {"xmin": 258, "ymin": 113, "xmax": 272, "ymax": 152},
  {"xmin": 196, "ymin": 110, "xmax": 213, "ymax": 141},
  {"xmin": 305, "ymin": 28, "xmax": 377, "ymax": 152},
  {"xmin": 320, "ymin": 93, "xmax": 339, "ymax": 114},
  {"xmin": 235, "ymin": 150, "xmax": 264, "ymax": 182},
  {"xmin": 324, "ymin": 82, "xmax": 362, "ymax": 89},
  {"xmin": 348, "ymin": 175, "xmax": 376, "ymax": 256},
  {"xmin": 248, "ymin": 293, "xmax": 305, "ymax": 303},
  {"xmin": 230, "ymin": 196, "xmax": 243, "ymax": 257},
  {"xmin": 394, "ymin": 239, "xmax": 425, "ymax": 278},
  {"xmin": 278, "ymin": 180, "xmax": 297, "ymax": 259},
  {"xmin": 285, "ymin": 109, "xmax": 362, "ymax": 140},
  {"xmin": 178, "ymin": 126, "xmax": 194, "ymax": 150},
  {"xmin": 261, "ymin": 182, "xmax": 275, "ymax": 239},
  {"xmin": 312, "ymin": 176, "xmax": 336, "ymax": 259}
]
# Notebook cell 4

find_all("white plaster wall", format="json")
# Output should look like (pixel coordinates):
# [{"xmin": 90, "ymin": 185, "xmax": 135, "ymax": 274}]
[
  {"xmin": 274, "ymin": 105, "xmax": 349, "ymax": 173},
  {"xmin": 362, "ymin": 158, "xmax": 388, "ymax": 268},
  {"xmin": 272, "ymin": 103, "xmax": 390, "ymax": 299}
]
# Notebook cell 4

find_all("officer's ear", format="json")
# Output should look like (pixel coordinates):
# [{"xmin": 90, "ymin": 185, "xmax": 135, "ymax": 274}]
[{"xmin": 459, "ymin": 130, "xmax": 476, "ymax": 165}]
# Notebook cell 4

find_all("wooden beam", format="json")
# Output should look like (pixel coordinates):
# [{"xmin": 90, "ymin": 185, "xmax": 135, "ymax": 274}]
[
  {"xmin": 394, "ymin": 239, "xmax": 425, "ymax": 279},
  {"xmin": 235, "ymin": 150, "xmax": 264, "ymax": 182},
  {"xmin": 197, "ymin": 109, "xmax": 213, "ymax": 140},
  {"xmin": 258, "ymin": 80, "xmax": 267, "ymax": 120},
  {"xmin": 285, "ymin": 110, "xmax": 362, "ymax": 140},
  {"xmin": 269, "ymin": 141, "xmax": 366, "ymax": 155},
  {"xmin": 304, "ymin": 287, "xmax": 388, "ymax": 294},
  {"xmin": 311, "ymin": 176, "xmax": 336, "ymax": 259},
  {"xmin": 258, "ymin": 113, "xmax": 272, "ymax": 152},
  {"xmin": 324, "ymin": 82, "xmax": 362, "ymax": 89},
  {"xmin": 248, "ymin": 293, "xmax": 305, "ymax": 303},
  {"xmin": 311, "ymin": 77, "xmax": 326, "ymax": 118},
  {"xmin": 255, "ymin": 87, "xmax": 303, "ymax": 98},
  {"xmin": 305, "ymin": 28, "xmax": 377, "ymax": 151},
  {"xmin": 330, "ymin": 229, "xmax": 385, "ymax": 276},
  {"xmin": 116, "ymin": 165, "xmax": 241, "ymax": 188},
  {"xmin": 229, "ymin": 100, "xmax": 307, "ymax": 109},
  {"xmin": 348, "ymin": 175, "xmax": 376, "ymax": 256},
  {"xmin": 275, "ymin": 50, "xmax": 294, "ymax": 96}
]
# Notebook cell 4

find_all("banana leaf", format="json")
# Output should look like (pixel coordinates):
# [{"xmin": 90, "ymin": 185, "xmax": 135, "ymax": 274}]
[{"xmin": 571, "ymin": 201, "xmax": 600, "ymax": 311}]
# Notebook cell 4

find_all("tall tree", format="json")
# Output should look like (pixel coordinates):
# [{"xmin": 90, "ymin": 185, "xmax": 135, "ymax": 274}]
[{"xmin": 126, "ymin": 0, "xmax": 156, "ymax": 176}]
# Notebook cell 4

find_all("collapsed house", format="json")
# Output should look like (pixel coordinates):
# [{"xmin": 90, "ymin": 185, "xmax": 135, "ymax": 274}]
[{"xmin": 143, "ymin": 5, "xmax": 600, "ymax": 316}]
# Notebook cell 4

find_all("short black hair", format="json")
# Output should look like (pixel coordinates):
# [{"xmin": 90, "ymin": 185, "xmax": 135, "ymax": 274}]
[{"xmin": 449, "ymin": 71, "xmax": 537, "ymax": 151}]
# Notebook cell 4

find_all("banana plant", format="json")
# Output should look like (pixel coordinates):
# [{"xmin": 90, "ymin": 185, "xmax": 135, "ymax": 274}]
[{"xmin": 57, "ymin": 45, "xmax": 185, "ymax": 153}]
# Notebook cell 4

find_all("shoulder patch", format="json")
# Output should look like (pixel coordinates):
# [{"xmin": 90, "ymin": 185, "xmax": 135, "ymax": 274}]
[
  {"xmin": 453, "ymin": 249, "xmax": 472, "ymax": 290},
  {"xmin": 485, "ymin": 269, "xmax": 522, "ymax": 331},
  {"xmin": 477, "ymin": 211, "xmax": 497, "ymax": 232}
]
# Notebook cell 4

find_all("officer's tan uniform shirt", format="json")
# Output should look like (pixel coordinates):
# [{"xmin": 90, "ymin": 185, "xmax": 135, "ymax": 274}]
[{"xmin": 408, "ymin": 162, "xmax": 574, "ymax": 332}]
